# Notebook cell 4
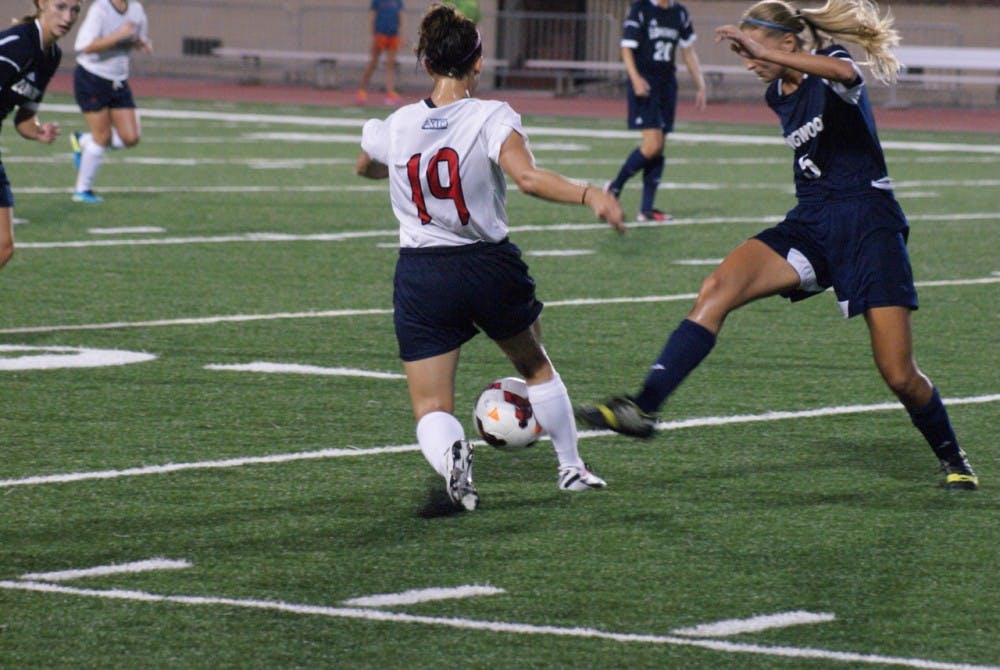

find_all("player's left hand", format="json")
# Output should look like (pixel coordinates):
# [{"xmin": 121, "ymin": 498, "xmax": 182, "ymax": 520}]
[
  {"xmin": 714, "ymin": 24, "xmax": 766, "ymax": 61},
  {"xmin": 694, "ymin": 87, "xmax": 707, "ymax": 111},
  {"xmin": 35, "ymin": 121, "xmax": 60, "ymax": 144}
]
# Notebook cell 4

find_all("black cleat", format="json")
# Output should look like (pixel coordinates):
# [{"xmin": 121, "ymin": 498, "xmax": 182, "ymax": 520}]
[
  {"xmin": 575, "ymin": 396, "xmax": 656, "ymax": 438},
  {"xmin": 941, "ymin": 451, "xmax": 979, "ymax": 491}
]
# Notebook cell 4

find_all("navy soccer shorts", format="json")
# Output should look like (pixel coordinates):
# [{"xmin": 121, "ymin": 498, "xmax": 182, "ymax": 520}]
[
  {"xmin": 755, "ymin": 190, "xmax": 918, "ymax": 318},
  {"xmin": 627, "ymin": 77, "xmax": 678, "ymax": 132},
  {"xmin": 73, "ymin": 66, "xmax": 137, "ymax": 112},
  {"xmin": 0, "ymin": 164, "xmax": 14, "ymax": 208},
  {"xmin": 393, "ymin": 239, "xmax": 544, "ymax": 362}
]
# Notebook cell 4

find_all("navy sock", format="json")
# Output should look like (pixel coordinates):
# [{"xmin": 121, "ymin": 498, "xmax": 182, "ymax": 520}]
[
  {"xmin": 611, "ymin": 148, "xmax": 648, "ymax": 193},
  {"xmin": 633, "ymin": 319, "xmax": 716, "ymax": 414},
  {"xmin": 907, "ymin": 387, "xmax": 962, "ymax": 462},
  {"xmin": 640, "ymin": 154, "xmax": 664, "ymax": 212}
]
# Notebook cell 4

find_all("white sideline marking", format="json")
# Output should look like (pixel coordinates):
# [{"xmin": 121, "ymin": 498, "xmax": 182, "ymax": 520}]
[
  {"xmin": 4, "ymin": 275, "xmax": 996, "ymax": 337},
  {"xmin": 1, "ymin": 394, "xmax": 996, "ymax": 490},
  {"xmin": 342, "ymin": 585, "xmax": 505, "ymax": 608},
  {"xmin": 20, "ymin": 558, "xmax": 192, "ymax": 583},
  {"xmin": 89, "ymin": 226, "xmax": 166, "ymax": 235},
  {"xmin": 205, "ymin": 362, "xmax": 405, "ymax": 380},
  {"xmin": 672, "ymin": 611, "xmax": 836, "ymax": 637},
  {"xmin": 1, "ymin": 581, "xmax": 994, "ymax": 670}
]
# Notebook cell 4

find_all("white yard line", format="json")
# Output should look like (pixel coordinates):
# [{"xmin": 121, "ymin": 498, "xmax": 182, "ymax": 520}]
[
  {"xmin": 1, "ymin": 394, "xmax": 996, "ymax": 490},
  {"xmin": 1, "ymin": 580, "xmax": 994, "ymax": 670},
  {"xmin": 12, "ymin": 212, "xmax": 998, "ymax": 251},
  {"xmin": 2, "ymin": 275, "xmax": 996, "ymax": 336},
  {"xmin": 38, "ymin": 104, "xmax": 1000, "ymax": 155}
]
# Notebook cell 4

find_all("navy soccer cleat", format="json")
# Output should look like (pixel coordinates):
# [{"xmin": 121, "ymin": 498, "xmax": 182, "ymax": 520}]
[
  {"xmin": 940, "ymin": 451, "xmax": 978, "ymax": 491},
  {"xmin": 575, "ymin": 396, "xmax": 656, "ymax": 438}
]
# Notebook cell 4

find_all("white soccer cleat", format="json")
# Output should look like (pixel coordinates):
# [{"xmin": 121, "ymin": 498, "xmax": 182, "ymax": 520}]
[
  {"xmin": 558, "ymin": 463, "xmax": 607, "ymax": 491},
  {"xmin": 447, "ymin": 440, "xmax": 479, "ymax": 510}
]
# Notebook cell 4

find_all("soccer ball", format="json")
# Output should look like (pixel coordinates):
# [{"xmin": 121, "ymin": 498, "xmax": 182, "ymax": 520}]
[{"xmin": 473, "ymin": 377, "xmax": 544, "ymax": 451}]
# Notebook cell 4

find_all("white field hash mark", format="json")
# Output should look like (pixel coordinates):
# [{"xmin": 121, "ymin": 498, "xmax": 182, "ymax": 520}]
[
  {"xmin": 1, "ymin": 581, "xmax": 995, "ymax": 670},
  {"xmin": 671, "ymin": 611, "xmax": 836, "ymax": 637},
  {"xmin": 1, "ymin": 394, "xmax": 997, "ymax": 490},
  {"xmin": 205, "ymin": 362, "xmax": 405, "ymax": 380},
  {"xmin": 20, "ymin": 558, "xmax": 192, "ymax": 582},
  {"xmin": 342, "ymin": 585, "xmax": 505, "ymax": 608}
]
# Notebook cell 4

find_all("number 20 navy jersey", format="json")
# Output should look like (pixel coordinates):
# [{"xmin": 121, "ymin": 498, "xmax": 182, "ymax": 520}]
[
  {"xmin": 621, "ymin": 0, "xmax": 696, "ymax": 79},
  {"xmin": 766, "ymin": 44, "xmax": 890, "ymax": 199}
]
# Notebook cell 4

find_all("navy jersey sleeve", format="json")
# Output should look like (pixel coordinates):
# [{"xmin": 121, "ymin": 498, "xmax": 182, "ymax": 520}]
[
  {"xmin": 620, "ymin": 2, "xmax": 643, "ymax": 50},
  {"xmin": 0, "ymin": 25, "xmax": 36, "ymax": 91}
]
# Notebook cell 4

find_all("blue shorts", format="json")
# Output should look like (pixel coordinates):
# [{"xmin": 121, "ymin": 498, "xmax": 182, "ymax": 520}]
[
  {"xmin": 393, "ymin": 239, "xmax": 543, "ymax": 362},
  {"xmin": 73, "ymin": 66, "xmax": 137, "ymax": 112},
  {"xmin": 0, "ymin": 164, "xmax": 13, "ymax": 208},
  {"xmin": 627, "ymin": 77, "xmax": 678, "ymax": 132},
  {"xmin": 755, "ymin": 190, "xmax": 918, "ymax": 318}
]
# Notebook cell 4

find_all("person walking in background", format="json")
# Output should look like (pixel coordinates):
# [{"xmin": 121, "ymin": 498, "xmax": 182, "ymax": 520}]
[
  {"xmin": 356, "ymin": 0, "xmax": 404, "ymax": 106},
  {"xmin": 577, "ymin": 0, "xmax": 979, "ymax": 492},
  {"xmin": 607, "ymin": 0, "xmax": 706, "ymax": 222},
  {"xmin": 0, "ymin": 0, "xmax": 82, "ymax": 270},
  {"xmin": 69, "ymin": 0, "xmax": 151, "ymax": 204},
  {"xmin": 357, "ymin": 4, "xmax": 624, "ymax": 511}
]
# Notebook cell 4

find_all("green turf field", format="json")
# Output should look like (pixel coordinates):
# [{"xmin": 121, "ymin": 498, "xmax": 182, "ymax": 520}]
[{"xmin": 1, "ymin": 93, "xmax": 997, "ymax": 669}]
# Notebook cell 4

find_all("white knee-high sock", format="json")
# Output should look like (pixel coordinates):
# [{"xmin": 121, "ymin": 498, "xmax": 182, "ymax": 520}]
[
  {"xmin": 416, "ymin": 411, "xmax": 465, "ymax": 479},
  {"xmin": 75, "ymin": 141, "xmax": 106, "ymax": 193},
  {"xmin": 527, "ymin": 373, "xmax": 584, "ymax": 470},
  {"xmin": 110, "ymin": 128, "xmax": 126, "ymax": 149}
]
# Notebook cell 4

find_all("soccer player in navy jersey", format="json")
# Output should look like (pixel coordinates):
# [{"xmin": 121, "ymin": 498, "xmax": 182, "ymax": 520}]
[
  {"xmin": 578, "ymin": 0, "xmax": 979, "ymax": 491},
  {"xmin": 357, "ymin": 4, "xmax": 623, "ymax": 510},
  {"xmin": 607, "ymin": 0, "xmax": 706, "ymax": 222},
  {"xmin": 0, "ymin": 0, "xmax": 83, "ymax": 271}
]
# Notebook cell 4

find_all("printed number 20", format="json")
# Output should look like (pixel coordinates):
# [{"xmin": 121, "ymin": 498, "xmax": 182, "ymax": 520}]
[
  {"xmin": 653, "ymin": 41, "xmax": 674, "ymax": 63},
  {"xmin": 406, "ymin": 148, "xmax": 470, "ymax": 225}
]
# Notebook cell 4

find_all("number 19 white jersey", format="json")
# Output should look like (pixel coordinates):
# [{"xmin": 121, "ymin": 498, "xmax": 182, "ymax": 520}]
[{"xmin": 361, "ymin": 97, "xmax": 528, "ymax": 247}]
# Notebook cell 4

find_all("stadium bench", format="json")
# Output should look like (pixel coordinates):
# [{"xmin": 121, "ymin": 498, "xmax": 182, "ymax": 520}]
[{"xmin": 890, "ymin": 46, "xmax": 1000, "ymax": 106}]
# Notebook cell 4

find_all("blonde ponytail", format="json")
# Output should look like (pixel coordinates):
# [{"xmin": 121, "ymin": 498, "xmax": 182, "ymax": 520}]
[
  {"xmin": 801, "ymin": 0, "xmax": 900, "ymax": 84},
  {"xmin": 742, "ymin": 0, "xmax": 901, "ymax": 84}
]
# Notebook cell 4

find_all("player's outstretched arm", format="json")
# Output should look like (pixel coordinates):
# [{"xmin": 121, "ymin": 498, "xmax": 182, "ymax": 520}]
[{"xmin": 499, "ymin": 131, "xmax": 625, "ymax": 233}]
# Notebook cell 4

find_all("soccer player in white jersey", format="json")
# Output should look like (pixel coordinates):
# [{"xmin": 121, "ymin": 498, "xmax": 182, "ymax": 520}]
[
  {"xmin": 357, "ymin": 3, "xmax": 625, "ymax": 511},
  {"xmin": 69, "ymin": 0, "xmax": 151, "ymax": 203}
]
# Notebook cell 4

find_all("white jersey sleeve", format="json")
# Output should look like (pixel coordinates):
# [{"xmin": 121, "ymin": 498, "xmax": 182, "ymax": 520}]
[
  {"xmin": 75, "ymin": 0, "xmax": 148, "ymax": 82},
  {"xmin": 361, "ymin": 98, "xmax": 527, "ymax": 248}
]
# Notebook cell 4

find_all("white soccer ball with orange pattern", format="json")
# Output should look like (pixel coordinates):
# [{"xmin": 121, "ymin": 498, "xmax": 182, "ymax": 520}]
[{"xmin": 473, "ymin": 377, "xmax": 544, "ymax": 451}]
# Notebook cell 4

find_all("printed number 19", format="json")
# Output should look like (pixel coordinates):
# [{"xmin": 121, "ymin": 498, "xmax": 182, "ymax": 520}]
[{"xmin": 406, "ymin": 148, "xmax": 470, "ymax": 225}]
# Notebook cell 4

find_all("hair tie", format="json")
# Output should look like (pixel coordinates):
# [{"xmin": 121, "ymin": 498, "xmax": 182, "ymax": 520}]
[{"xmin": 741, "ymin": 17, "xmax": 799, "ymax": 33}]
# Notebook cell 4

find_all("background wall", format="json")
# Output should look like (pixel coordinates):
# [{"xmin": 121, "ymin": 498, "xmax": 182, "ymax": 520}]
[{"xmin": 2, "ymin": 0, "xmax": 996, "ymax": 104}]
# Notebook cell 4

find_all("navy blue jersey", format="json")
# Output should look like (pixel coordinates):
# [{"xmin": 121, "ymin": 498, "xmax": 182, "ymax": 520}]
[
  {"xmin": 0, "ymin": 21, "xmax": 61, "ymax": 129},
  {"xmin": 766, "ymin": 44, "xmax": 889, "ymax": 200},
  {"xmin": 621, "ymin": 0, "xmax": 696, "ymax": 78}
]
